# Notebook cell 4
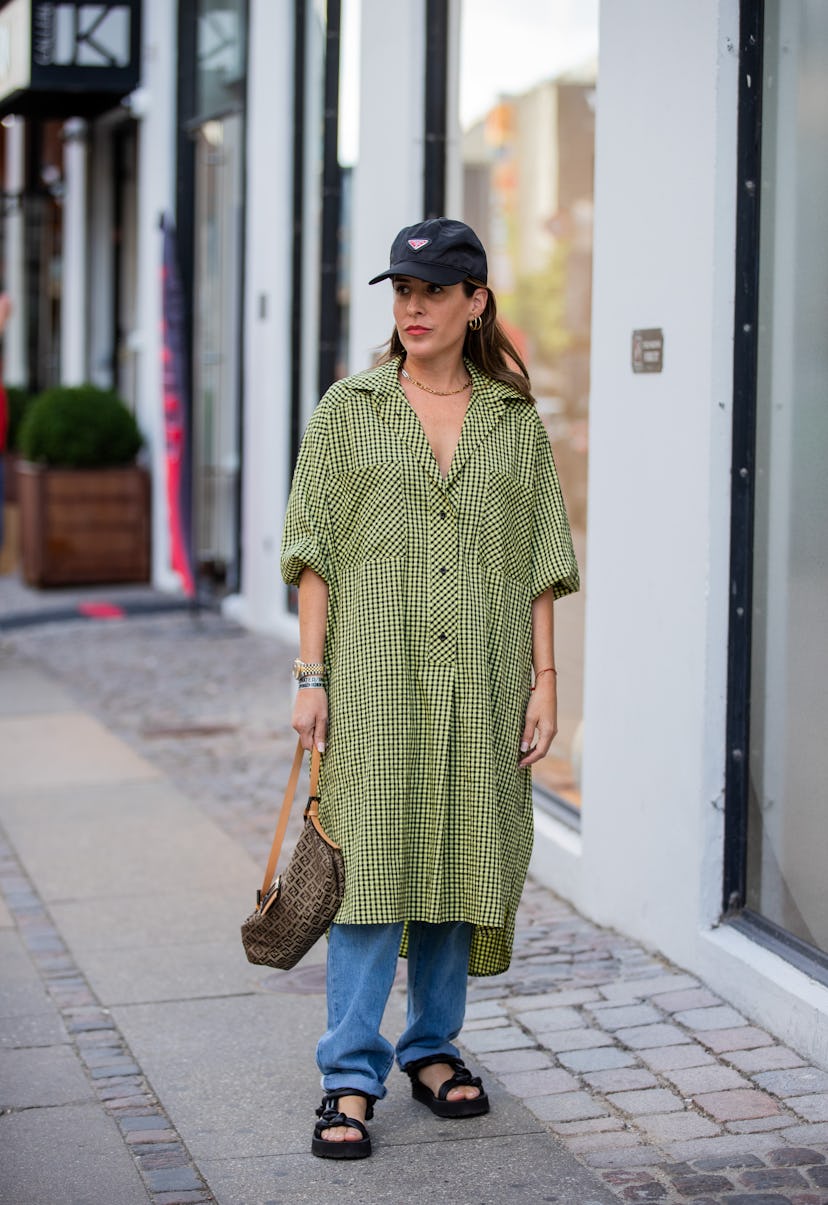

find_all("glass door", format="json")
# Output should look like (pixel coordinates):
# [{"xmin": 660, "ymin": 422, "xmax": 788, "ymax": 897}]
[
  {"xmin": 192, "ymin": 113, "xmax": 243, "ymax": 594},
  {"xmin": 745, "ymin": 0, "xmax": 828, "ymax": 956},
  {"xmin": 457, "ymin": 0, "xmax": 598, "ymax": 813},
  {"xmin": 114, "ymin": 122, "xmax": 139, "ymax": 407}
]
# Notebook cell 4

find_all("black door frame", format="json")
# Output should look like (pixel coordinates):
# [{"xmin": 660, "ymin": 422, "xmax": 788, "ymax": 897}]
[
  {"xmin": 723, "ymin": 0, "xmax": 828, "ymax": 985},
  {"xmin": 723, "ymin": 0, "xmax": 764, "ymax": 919}
]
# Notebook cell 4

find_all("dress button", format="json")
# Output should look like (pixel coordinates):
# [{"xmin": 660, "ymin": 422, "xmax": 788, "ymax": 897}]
[
  {"xmin": 438, "ymin": 633, "xmax": 447, "ymax": 641},
  {"xmin": 439, "ymin": 510, "xmax": 446, "ymax": 519},
  {"xmin": 439, "ymin": 566, "xmax": 447, "ymax": 575}
]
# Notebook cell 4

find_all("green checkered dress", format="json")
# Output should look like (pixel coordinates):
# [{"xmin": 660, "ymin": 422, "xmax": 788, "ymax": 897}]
[{"xmin": 281, "ymin": 357, "xmax": 579, "ymax": 975}]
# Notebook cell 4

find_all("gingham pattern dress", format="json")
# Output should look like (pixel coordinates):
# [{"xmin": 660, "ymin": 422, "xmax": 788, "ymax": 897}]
[{"xmin": 281, "ymin": 356, "xmax": 579, "ymax": 975}]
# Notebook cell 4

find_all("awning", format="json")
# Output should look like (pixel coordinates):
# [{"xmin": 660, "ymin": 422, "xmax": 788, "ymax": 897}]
[{"xmin": 0, "ymin": 0, "xmax": 141, "ymax": 120}]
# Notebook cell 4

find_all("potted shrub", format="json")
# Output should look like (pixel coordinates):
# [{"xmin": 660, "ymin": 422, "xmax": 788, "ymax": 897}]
[{"xmin": 17, "ymin": 384, "xmax": 150, "ymax": 587}]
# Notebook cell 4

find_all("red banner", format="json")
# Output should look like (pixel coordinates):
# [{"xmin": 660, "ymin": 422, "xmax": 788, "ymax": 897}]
[{"xmin": 160, "ymin": 215, "xmax": 195, "ymax": 597}]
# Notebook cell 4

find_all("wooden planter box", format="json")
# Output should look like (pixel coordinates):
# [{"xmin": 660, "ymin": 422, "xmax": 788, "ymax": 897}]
[{"xmin": 17, "ymin": 461, "xmax": 151, "ymax": 587}]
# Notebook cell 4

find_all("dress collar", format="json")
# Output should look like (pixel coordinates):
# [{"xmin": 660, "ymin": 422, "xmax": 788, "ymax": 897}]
[{"xmin": 352, "ymin": 356, "xmax": 520, "ymax": 487}]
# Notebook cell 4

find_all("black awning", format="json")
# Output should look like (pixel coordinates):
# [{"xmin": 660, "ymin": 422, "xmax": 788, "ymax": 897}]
[{"xmin": 0, "ymin": 0, "xmax": 142, "ymax": 120}]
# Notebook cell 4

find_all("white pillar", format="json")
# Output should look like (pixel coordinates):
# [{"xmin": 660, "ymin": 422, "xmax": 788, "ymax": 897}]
[
  {"xmin": 347, "ymin": 0, "xmax": 426, "ymax": 373},
  {"xmin": 60, "ymin": 118, "xmax": 88, "ymax": 384},
  {"xmin": 224, "ymin": 0, "xmax": 295, "ymax": 634},
  {"xmin": 3, "ymin": 116, "xmax": 26, "ymax": 385},
  {"xmin": 133, "ymin": 0, "xmax": 178, "ymax": 590}
]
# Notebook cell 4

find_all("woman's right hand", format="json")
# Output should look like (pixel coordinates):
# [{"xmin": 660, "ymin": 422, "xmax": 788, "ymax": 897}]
[{"xmin": 292, "ymin": 686, "xmax": 328, "ymax": 753}]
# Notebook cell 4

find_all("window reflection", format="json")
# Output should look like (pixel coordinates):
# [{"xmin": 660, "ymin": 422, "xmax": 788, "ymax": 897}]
[
  {"xmin": 196, "ymin": 0, "xmax": 246, "ymax": 118},
  {"xmin": 747, "ymin": 0, "xmax": 828, "ymax": 954},
  {"xmin": 459, "ymin": 0, "xmax": 598, "ymax": 810}
]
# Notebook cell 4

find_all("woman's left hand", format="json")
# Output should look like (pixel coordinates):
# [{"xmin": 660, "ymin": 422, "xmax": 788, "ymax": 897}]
[{"xmin": 519, "ymin": 677, "xmax": 558, "ymax": 767}]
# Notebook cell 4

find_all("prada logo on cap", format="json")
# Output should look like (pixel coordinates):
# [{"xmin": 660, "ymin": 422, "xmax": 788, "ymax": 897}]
[{"xmin": 407, "ymin": 238, "xmax": 430, "ymax": 250}]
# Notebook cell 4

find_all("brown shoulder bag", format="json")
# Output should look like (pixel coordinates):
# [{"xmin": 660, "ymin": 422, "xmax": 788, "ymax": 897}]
[{"xmin": 241, "ymin": 740, "xmax": 344, "ymax": 969}]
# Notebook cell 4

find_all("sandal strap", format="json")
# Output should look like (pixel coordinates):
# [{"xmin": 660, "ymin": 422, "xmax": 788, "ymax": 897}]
[
  {"xmin": 402, "ymin": 1055, "xmax": 484, "ymax": 1101},
  {"xmin": 314, "ymin": 1108, "xmax": 369, "ymax": 1140},
  {"xmin": 403, "ymin": 1053, "xmax": 464, "ymax": 1078},
  {"xmin": 403, "ymin": 1054, "xmax": 470, "ymax": 1079},
  {"xmin": 315, "ymin": 1091, "xmax": 376, "ymax": 1123},
  {"xmin": 436, "ymin": 1064, "xmax": 484, "ymax": 1102}
]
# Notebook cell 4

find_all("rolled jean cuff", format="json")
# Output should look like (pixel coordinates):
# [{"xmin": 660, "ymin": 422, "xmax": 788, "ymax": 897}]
[
  {"xmin": 397, "ymin": 1041, "xmax": 462, "ymax": 1073},
  {"xmin": 321, "ymin": 1072, "xmax": 388, "ymax": 1101}
]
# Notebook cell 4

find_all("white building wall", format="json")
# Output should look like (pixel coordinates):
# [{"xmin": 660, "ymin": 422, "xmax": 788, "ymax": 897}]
[
  {"xmin": 347, "ymin": 0, "xmax": 426, "ymax": 373},
  {"xmin": 531, "ymin": 0, "xmax": 828, "ymax": 1066},
  {"xmin": 579, "ymin": 0, "xmax": 737, "ymax": 963},
  {"xmin": 133, "ymin": 0, "xmax": 179, "ymax": 590},
  {"xmin": 224, "ymin": 0, "xmax": 295, "ymax": 637}
]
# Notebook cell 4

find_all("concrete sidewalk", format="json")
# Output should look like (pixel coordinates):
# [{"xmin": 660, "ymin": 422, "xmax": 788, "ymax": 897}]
[
  {"xmin": 0, "ymin": 651, "xmax": 616, "ymax": 1204},
  {"xmin": 3, "ymin": 611, "xmax": 828, "ymax": 1204}
]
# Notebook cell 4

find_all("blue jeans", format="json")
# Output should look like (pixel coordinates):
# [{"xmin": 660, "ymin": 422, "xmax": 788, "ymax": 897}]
[{"xmin": 317, "ymin": 920, "xmax": 473, "ymax": 1100}]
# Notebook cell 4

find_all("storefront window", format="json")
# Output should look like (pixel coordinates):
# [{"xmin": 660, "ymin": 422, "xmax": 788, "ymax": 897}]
[
  {"xmin": 182, "ymin": 0, "xmax": 248, "ymax": 595},
  {"xmin": 287, "ymin": 0, "xmax": 359, "ymax": 612},
  {"xmin": 196, "ymin": 0, "xmax": 246, "ymax": 119},
  {"xmin": 192, "ymin": 113, "xmax": 244, "ymax": 592},
  {"xmin": 294, "ymin": 0, "xmax": 359, "ymax": 421},
  {"xmin": 458, "ymin": 0, "xmax": 598, "ymax": 811},
  {"xmin": 0, "ymin": 120, "xmax": 65, "ymax": 391},
  {"xmin": 746, "ymin": 0, "xmax": 828, "ymax": 953}
]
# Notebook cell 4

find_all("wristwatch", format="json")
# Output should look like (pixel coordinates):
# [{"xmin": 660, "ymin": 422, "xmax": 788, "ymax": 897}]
[{"xmin": 292, "ymin": 658, "xmax": 326, "ymax": 680}]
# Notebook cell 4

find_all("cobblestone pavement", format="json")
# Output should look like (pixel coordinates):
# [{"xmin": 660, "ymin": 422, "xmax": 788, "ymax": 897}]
[
  {"xmin": 0, "ymin": 833, "xmax": 213, "ymax": 1204},
  {"xmin": 4, "ymin": 607, "xmax": 828, "ymax": 1204}
]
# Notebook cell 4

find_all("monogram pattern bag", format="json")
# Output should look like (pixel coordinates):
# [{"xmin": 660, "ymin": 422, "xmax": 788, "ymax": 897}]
[{"xmin": 241, "ymin": 741, "xmax": 344, "ymax": 969}]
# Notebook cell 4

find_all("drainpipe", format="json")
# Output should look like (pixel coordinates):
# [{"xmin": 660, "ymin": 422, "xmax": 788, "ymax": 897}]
[
  {"xmin": 423, "ymin": 0, "xmax": 448, "ymax": 217},
  {"xmin": 290, "ymin": 0, "xmax": 306, "ymax": 470},
  {"xmin": 317, "ymin": 0, "xmax": 341, "ymax": 397}
]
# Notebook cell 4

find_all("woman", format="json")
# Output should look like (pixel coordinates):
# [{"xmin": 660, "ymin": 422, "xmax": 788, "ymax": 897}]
[{"xmin": 281, "ymin": 217, "xmax": 578, "ymax": 1159}]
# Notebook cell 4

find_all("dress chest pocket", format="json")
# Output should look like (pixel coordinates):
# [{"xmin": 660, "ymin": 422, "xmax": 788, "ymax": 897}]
[
  {"xmin": 330, "ymin": 462, "xmax": 407, "ymax": 564},
  {"xmin": 479, "ymin": 471, "xmax": 532, "ymax": 582}
]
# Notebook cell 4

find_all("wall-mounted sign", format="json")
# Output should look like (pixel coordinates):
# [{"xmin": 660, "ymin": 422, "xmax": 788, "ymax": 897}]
[
  {"xmin": 632, "ymin": 328, "xmax": 664, "ymax": 374},
  {"xmin": 0, "ymin": 0, "xmax": 141, "ymax": 118}
]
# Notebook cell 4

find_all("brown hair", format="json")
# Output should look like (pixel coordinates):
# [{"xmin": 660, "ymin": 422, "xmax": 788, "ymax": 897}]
[{"xmin": 376, "ymin": 280, "xmax": 535, "ymax": 403}]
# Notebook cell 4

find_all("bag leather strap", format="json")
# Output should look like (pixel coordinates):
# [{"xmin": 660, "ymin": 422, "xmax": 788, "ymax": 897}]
[{"xmin": 258, "ymin": 739, "xmax": 321, "ymax": 907}]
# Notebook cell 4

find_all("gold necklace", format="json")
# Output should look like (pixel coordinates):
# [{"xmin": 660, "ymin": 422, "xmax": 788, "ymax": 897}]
[{"xmin": 400, "ymin": 367, "xmax": 472, "ymax": 397}]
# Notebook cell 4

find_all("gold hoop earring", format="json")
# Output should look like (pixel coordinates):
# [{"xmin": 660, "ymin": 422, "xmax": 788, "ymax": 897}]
[{"xmin": 468, "ymin": 315, "xmax": 482, "ymax": 331}]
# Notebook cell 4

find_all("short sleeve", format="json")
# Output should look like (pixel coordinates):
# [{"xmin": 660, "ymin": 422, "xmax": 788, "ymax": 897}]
[
  {"xmin": 280, "ymin": 401, "xmax": 332, "ymax": 586},
  {"xmin": 531, "ymin": 418, "xmax": 580, "ymax": 600}
]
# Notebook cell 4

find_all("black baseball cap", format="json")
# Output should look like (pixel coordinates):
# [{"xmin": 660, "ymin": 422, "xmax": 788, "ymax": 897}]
[{"xmin": 368, "ymin": 217, "xmax": 488, "ymax": 286}]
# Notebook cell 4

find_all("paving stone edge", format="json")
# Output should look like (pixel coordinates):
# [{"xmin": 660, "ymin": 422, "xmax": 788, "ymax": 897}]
[{"xmin": 0, "ymin": 825, "xmax": 215, "ymax": 1205}]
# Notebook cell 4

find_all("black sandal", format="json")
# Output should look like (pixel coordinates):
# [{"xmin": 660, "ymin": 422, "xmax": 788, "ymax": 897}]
[
  {"xmin": 311, "ymin": 1090, "xmax": 375, "ymax": 1160},
  {"xmin": 403, "ymin": 1054, "xmax": 490, "ymax": 1119}
]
